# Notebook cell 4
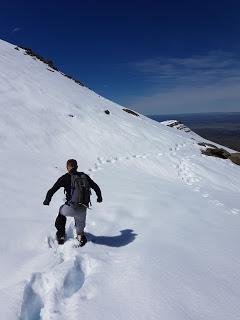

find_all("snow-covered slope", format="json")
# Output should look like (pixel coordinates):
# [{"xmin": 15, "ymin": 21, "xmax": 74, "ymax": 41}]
[{"xmin": 1, "ymin": 39, "xmax": 240, "ymax": 320}]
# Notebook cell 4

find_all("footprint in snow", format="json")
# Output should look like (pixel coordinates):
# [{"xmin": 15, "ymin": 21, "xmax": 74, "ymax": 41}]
[
  {"xmin": 63, "ymin": 257, "xmax": 85, "ymax": 298},
  {"xmin": 106, "ymin": 159, "xmax": 114, "ymax": 163},
  {"xmin": 210, "ymin": 199, "xmax": 224, "ymax": 207},
  {"xmin": 175, "ymin": 144, "xmax": 180, "ymax": 150},
  {"xmin": 216, "ymin": 202, "xmax": 224, "ymax": 207},
  {"xmin": 19, "ymin": 273, "xmax": 44, "ymax": 320},
  {"xmin": 24, "ymin": 239, "xmax": 98, "ymax": 318},
  {"xmin": 97, "ymin": 157, "xmax": 103, "ymax": 163},
  {"xmin": 194, "ymin": 187, "xmax": 200, "ymax": 192},
  {"xmin": 186, "ymin": 180, "xmax": 193, "ymax": 185},
  {"xmin": 231, "ymin": 208, "xmax": 240, "ymax": 215}
]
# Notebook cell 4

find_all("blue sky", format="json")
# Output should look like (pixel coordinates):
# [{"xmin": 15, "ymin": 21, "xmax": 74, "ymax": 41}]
[{"xmin": 1, "ymin": 0, "xmax": 240, "ymax": 114}]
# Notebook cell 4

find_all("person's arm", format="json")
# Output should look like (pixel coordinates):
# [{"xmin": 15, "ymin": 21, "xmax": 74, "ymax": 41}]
[
  {"xmin": 87, "ymin": 175, "xmax": 102, "ymax": 202},
  {"xmin": 43, "ymin": 175, "xmax": 65, "ymax": 205}
]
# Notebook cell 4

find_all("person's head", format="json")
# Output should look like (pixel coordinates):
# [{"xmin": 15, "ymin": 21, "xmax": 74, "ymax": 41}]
[{"xmin": 66, "ymin": 159, "xmax": 78, "ymax": 173}]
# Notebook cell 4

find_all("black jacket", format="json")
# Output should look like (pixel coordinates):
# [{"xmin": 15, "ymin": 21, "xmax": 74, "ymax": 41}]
[{"xmin": 44, "ymin": 171, "xmax": 102, "ymax": 204}]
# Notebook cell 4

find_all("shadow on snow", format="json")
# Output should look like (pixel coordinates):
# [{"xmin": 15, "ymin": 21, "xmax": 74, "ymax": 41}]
[{"xmin": 86, "ymin": 229, "xmax": 137, "ymax": 247}]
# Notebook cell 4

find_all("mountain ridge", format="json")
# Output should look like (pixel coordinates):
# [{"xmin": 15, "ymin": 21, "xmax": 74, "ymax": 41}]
[{"xmin": 1, "ymin": 39, "xmax": 240, "ymax": 320}]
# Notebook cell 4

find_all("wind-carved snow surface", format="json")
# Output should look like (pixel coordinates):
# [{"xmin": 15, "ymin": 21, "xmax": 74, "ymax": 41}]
[{"xmin": 1, "ymin": 39, "xmax": 240, "ymax": 320}]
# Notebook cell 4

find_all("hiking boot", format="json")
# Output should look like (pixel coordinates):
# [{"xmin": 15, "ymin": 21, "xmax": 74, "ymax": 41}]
[
  {"xmin": 56, "ymin": 231, "xmax": 66, "ymax": 245},
  {"xmin": 77, "ymin": 234, "xmax": 88, "ymax": 247}
]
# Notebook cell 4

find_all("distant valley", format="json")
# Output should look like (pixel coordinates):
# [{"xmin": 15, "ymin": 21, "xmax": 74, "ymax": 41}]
[{"xmin": 148, "ymin": 112, "xmax": 240, "ymax": 151}]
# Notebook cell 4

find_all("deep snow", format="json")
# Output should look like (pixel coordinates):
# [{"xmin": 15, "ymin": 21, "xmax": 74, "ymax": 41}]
[{"xmin": 1, "ymin": 39, "xmax": 240, "ymax": 320}]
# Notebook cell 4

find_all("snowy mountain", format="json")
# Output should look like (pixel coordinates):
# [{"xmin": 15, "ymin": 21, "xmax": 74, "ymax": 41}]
[
  {"xmin": 1, "ymin": 39, "xmax": 240, "ymax": 320},
  {"xmin": 161, "ymin": 119, "xmax": 199, "ymax": 137}
]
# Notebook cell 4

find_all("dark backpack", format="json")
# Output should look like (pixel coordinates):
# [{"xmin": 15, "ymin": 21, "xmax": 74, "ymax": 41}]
[{"xmin": 69, "ymin": 173, "xmax": 91, "ymax": 208}]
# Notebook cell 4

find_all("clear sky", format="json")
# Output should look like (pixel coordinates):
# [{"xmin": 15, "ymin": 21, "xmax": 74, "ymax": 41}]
[{"xmin": 1, "ymin": 0, "xmax": 240, "ymax": 114}]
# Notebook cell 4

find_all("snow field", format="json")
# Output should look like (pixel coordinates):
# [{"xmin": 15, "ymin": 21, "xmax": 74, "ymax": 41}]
[{"xmin": 1, "ymin": 39, "xmax": 240, "ymax": 319}]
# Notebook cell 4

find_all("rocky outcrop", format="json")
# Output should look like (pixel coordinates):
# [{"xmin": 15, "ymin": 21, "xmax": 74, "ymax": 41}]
[
  {"xmin": 201, "ymin": 147, "xmax": 231, "ymax": 159},
  {"xmin": 229, "ymin": 153, "xmax": 240, "ymax": 165},
  {"xmin": 198, "ymin": 142, "xmax": 218, "ymax": 149},
  {"xmin": 20, "ymin": 47, "xmax": 59, "ymax": 71},
  {"xmin": 200, "ymin": 146, "xmax": 240, "ymax": 166},
  {"xmin": 161, "ymin": 120, "xmax": 191, "ymax": 133},
  {"xmin": 122, "ymin": 108, "xmax": 139, "ymax": 117},
  {"xmin": 15, "ymin": 46, "xmax": 85, "ymax": 87}
]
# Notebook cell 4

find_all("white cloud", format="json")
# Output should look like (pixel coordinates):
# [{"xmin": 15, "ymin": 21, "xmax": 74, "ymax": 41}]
[
  {"xmin": 12, "ymin": 27, "xmax": 22, "ymax": 33},
  {"xmin": 127, "ymin": 51, "xmax": 240, "ymax": 114},
  {"xmin": 128, "ymin": 82, "xmax": 240, "ymax": 114}
]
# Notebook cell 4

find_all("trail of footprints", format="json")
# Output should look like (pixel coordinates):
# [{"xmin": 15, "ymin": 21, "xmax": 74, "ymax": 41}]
[
  {"xmin": 20, "ymin": 141, "xmax": 240, "ymax": 318},
  {"xmin": 175, "ymin": 155, "xmax": 239, "ymax": 215},
  {"xmin": 87, "ymin": 142, "xmax": 185, "ymax": 172},
  {"xmin": 20, "ymin": 256, "xmax": 85, "ymax": 320},
  {"xmin": 87, "ymin": 142, "xmax": 239, "ymax": 216},
  {"xmin": 20, "ymin": 143, "xmax": 186, "ymax": 319},
  {"xmin": 19, "ymin": 224, "xmax": 98, "ymax": 320}
]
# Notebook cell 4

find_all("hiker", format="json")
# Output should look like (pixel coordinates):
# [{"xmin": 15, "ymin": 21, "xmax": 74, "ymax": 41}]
[{"xmin": 43, "ymin": 159, "xmax": 102, "ymax": 246}]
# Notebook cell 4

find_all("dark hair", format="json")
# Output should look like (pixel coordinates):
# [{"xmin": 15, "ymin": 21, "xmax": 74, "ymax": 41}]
[{"xmin": 67, "ymin": 159, "xmax": 78, "ymax": 169}]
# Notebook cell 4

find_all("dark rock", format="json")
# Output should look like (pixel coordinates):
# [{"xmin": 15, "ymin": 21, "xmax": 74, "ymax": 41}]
[
  {"xmin": 229, "ymin": 153, "xmax": 240, "ymax": 165},
  {"xmin": 46, "ymin": 60, "xmax": 55, "ymax": 69},
  {"xmin": 168, "ymin": 121, "xmax": 181, "ymax": 127},
  {"xmin": 64, "ymin": 74, "xmax": 84, "ymax": 86},
  {"xmin": 14, "ymin": 47, "xmax": 20, "ymax": 50},
  {"xmin": 122, "ymin": 108, "xmax": 139, "ymax": 117},
  {"xmin": 104, "ymin": 110, "xmax": 110, "ymax": 115},
  {"xmin": 201, "ymin": 147, "xmax": 231, "ymax": 159},
  {"xmin": 74, "ymin": 79, "xmax": 85, "ymax": 86},
  {"xmin": 198, "ymin": 142, "xmax": 218, "ymax": 148},
  {"xmin": 68, "ymin": 114, "xmax": 74, "ymax": 117},
  {"xmin": 65, "ymin": 74, "xmax": 73, "ymax": 80}
]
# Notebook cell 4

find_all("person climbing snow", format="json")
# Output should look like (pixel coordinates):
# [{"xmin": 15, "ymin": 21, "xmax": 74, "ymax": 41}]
[{"xmin": 43, "ymin": 159, "xmax": 102, "ymax": 246}]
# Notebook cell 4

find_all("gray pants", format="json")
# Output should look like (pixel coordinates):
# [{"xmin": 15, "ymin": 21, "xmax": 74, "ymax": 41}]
[{"xmin": 59, "ymin": 204, "xmax": 87, "ymax": 235}]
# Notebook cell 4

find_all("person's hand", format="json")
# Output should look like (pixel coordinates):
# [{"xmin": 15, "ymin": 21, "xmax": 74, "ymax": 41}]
[
  {"xmin": 97, "ymin": 196, "xmax": 102, "ymax": 203},
  {"xmin": 43, "ymin": 199, "xmax": 50, "ymax": 205}
]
